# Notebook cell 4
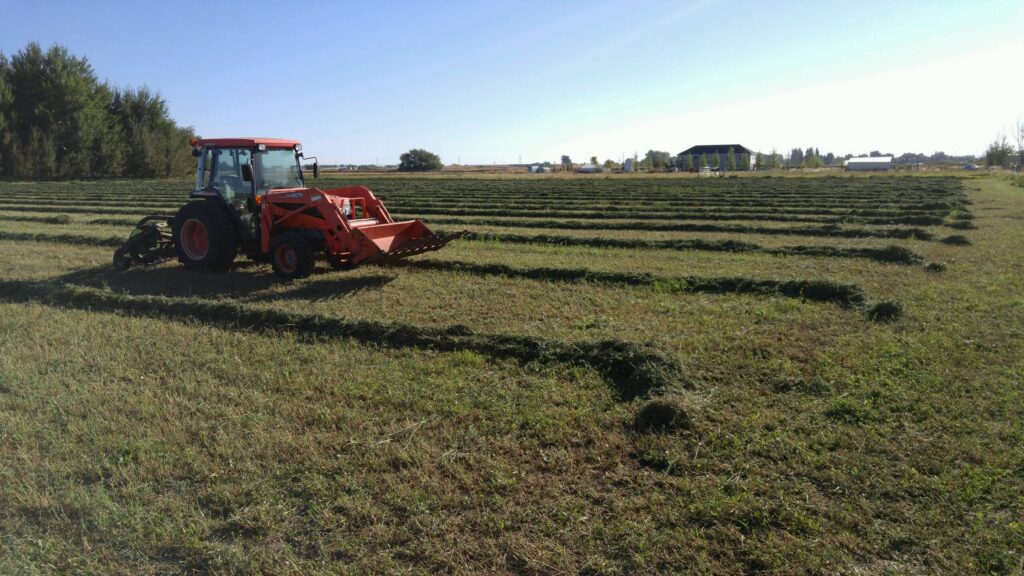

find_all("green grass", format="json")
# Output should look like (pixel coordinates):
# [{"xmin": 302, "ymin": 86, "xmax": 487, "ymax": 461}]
[{"xmin": 0, "ymin": 174, "xmax": 1021, "ymax": 574}]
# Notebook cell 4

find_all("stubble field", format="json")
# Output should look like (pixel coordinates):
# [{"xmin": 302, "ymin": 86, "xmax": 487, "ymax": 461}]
[{"xmin": 0, "ymin": 173, "xmax": 1021, "ymax": 574}]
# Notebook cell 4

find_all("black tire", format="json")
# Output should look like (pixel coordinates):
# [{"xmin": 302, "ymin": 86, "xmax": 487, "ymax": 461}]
[
  {"xmin": 270, "ymin": 232, "xmax": 316, "ymax": 280},
  {"xmin": 112, "ymin": 246, "xmax": 131, "ymax": 271},
  {"xmin": 171, "ymin": 201, "xmax": 238, "ymax": 272}
]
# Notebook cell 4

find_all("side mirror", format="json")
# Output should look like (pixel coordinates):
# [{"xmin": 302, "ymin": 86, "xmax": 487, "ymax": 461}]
[
  {"xmin": 241, "ymin": 163, "xmax": 253, "ymax": 182},
  {"xmin": 313, "ymin": 161, "xmax": 319, "ymax": 179}
]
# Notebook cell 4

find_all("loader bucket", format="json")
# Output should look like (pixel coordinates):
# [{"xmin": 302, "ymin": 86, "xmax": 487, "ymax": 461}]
[{"xmin": 352, "ymin": 220, "xmax": 461, "ymax": 264}]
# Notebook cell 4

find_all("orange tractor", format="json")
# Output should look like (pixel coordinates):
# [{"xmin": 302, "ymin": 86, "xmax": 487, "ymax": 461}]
[{"xmin": 113, "ymin": 137, "xmax": 459, "ymax": 279}]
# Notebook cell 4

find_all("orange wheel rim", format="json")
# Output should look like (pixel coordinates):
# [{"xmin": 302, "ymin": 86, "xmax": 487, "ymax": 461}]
[
  {"xmin": 180, "ymin": 219, "xmax": 209, "ymax": 260},
  {"xmin": 275, "ymin": 245, "xmax": 297, "ymax": 273}
]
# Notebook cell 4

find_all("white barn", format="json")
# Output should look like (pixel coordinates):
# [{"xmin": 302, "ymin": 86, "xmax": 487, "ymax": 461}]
[{"xmin": 846, "ymin": 156, "xmax": 893, "ymax": 171}]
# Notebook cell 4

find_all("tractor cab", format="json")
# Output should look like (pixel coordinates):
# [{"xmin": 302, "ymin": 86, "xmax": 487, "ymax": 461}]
[
  {"xmin": 188, "ymin": 137, "xmax": 318, "ymax": 245},
  {"xmin": 190, "ymin": 137, "xmax": 313, "ymax": 209}
]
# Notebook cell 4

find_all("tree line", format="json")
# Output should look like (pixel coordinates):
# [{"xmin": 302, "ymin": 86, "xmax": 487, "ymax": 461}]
[
  {"xmin": 562, "ymin": 139, "xmax": 1020, "ymax": 173},
  {"xmin": 0, "ymin": 43, "xmax": 194, "ymax": 180}
]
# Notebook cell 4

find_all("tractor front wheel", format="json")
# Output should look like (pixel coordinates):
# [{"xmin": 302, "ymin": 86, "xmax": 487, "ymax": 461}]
[
  {"xmin": 270, "ymin": 232, "xmax": 316, "ymax": 280},
  {"xmin": 172, "ymin": 201, "xmax": 238, "ymax": 272}
]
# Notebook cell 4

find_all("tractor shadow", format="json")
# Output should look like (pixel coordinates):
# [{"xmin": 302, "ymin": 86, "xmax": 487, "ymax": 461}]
[{"xmin": 56, "ymin": 263, "xmax": 395, "ymax": 301}]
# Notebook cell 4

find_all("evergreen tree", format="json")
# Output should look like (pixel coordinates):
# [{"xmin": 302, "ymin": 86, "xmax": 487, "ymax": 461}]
[
  {"xmin": 789, "ymin": 148, "xmax": 803, "ymax": 166},
  {"xmin": 726, "ymin": 147, "xmax": 736, "ymax": 171},
  {"xmin": 0, "ymin": 54, "xmax": 10, "ymax": 172}
]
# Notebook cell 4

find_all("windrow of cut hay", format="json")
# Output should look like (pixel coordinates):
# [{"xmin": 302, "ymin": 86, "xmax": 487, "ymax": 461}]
[
  {"xmin": 404, "ymin": 210, "xmax": 951, "ymax": 226},
  {"xmin": 0, "ymin": 279, "xmax": 686, "ymax": 400},
  {"xmin": 400, "ymin": 204, "xmax": 952, "ymax": 220},
  {"xmin": 0, "ymin": 212, "xmax": 938, "ymax": 242},
  {"xmin": 0, "ymin": 221, "xmax": 926, "ymax": 267},
  {"xmin": 0, "ymin": 230, "xmax": 124, "ymax": 247},
  {"xmin": 423, "ymin": 217, "xmax": 936, "ymax": 240},
  {"xmin": 457, "ymin": 232, "xmax": 925, "ymax": 265},
  {"xmin": 0, "ymin": 198, "xmax": 953, "ymax": 219},
  {"xmin": 376, "ymin": 196, "xmax": 965, "ymax": 211},
  {"xmin": 391, "ymin": 259, "xmax": 869, "ymax": 307},
  {"xmin": 0, "ymin": 202, "xmax": 955, "ymax": 227}
]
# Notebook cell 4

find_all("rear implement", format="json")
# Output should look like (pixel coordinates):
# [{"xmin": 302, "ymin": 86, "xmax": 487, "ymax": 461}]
[{"xmin": 112, "ymin": 215, "xmax": 176, "ymax": 271}]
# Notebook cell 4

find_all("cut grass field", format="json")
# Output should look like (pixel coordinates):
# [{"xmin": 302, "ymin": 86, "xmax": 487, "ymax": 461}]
[{"xmin": 0, "ymin": 174, "xmax": 1021, "ymax": 574}]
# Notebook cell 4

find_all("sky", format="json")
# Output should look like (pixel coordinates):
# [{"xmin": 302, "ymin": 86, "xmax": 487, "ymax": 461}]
[{"xmin": 1, "ymin": 0, "xmax": 1021, "ymax": 165}]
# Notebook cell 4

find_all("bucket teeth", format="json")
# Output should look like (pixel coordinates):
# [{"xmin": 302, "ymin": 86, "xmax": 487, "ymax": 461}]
[{"xmin": 365, "ymin": 231, "xmax": 463, "ymax": 264}]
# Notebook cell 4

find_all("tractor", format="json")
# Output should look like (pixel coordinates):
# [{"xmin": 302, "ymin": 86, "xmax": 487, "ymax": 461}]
[{"xmin": 113, "ymin": 137, "xmax": 459, "ymax": 279}]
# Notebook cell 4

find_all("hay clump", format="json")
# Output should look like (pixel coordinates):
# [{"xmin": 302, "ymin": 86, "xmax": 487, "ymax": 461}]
[
  {"xmin": 634, "ymin": 395, "xmax": 693, "ymax": 433},
  {"xmin": 867, "ymin": 300, "xmax": 903, "ymax": 322},
  {"xmin": 940, "ymin": 235, "xmax": 971, "ymax": 246}
]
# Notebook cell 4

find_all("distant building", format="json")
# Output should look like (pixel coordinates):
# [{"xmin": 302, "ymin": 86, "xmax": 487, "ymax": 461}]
[
  {"xmin": 845, "ymin": 156, "xmax": 893, "ymax": 171},
  {"xmin": 577, "ymin": 164, "xmax": 601, "ymax": 173},
  {"xmin": 623, "ymin": 158, "xmax": 635, "ymax": 173},
  {"xmin": 678, "ymin": 144, "xmax": 756, "ymax": 171}
]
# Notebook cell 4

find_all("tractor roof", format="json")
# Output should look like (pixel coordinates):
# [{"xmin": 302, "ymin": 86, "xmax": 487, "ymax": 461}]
[{"xmin": 198, "ymin": 137, "xmax": 300, "ymax": 148}]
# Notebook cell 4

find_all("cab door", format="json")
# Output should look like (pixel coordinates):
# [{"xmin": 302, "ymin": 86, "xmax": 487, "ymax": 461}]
[{"xmin": 200, "ymin": 146, "xmax": 258, "ymax": 243}]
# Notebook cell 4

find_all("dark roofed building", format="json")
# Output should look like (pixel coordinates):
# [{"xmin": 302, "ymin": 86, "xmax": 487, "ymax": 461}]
[{"xmin": 677, "ymin": 144, "xmax": 756, "ymax": 171}]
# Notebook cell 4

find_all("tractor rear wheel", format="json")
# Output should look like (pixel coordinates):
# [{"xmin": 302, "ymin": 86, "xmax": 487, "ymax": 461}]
[
  {"xmin": 172, "ymin": 201, "xmax": 238, "ymax": 272},
  {"xmin": 270, "ymin": 232, "xmax": 316, "ymax": 280}
]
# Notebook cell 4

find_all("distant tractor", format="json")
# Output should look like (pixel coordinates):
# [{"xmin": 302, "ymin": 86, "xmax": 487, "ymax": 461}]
[{"xmin": 114, "ymin": 137, "xmax": 459, "ymax": 279}]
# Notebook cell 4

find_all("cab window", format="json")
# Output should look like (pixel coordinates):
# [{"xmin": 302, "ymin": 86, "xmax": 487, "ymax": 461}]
[
  {"xmin": 203, "ymin": 147, "xmax": 252, "ymax": 206},
  {"xmin": 257, "ymin": 148, "xmax": 303, "ymax": 193}
]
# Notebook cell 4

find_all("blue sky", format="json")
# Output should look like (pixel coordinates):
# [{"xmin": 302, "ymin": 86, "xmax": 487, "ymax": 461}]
[{"xmin": 1, "ymin": 0, "xmax": 1021, "ymax": 164}]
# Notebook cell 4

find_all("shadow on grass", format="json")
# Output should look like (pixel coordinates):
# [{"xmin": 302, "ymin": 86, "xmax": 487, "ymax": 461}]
[{"xmin": 57, "ymin": 264, "xmax": 395, "ymax": 300}]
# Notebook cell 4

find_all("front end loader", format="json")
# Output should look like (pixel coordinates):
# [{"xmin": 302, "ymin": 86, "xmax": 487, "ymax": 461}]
[{"xmin": 113, "ymin": 137, "xmax": 459, "ymax": 279}]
